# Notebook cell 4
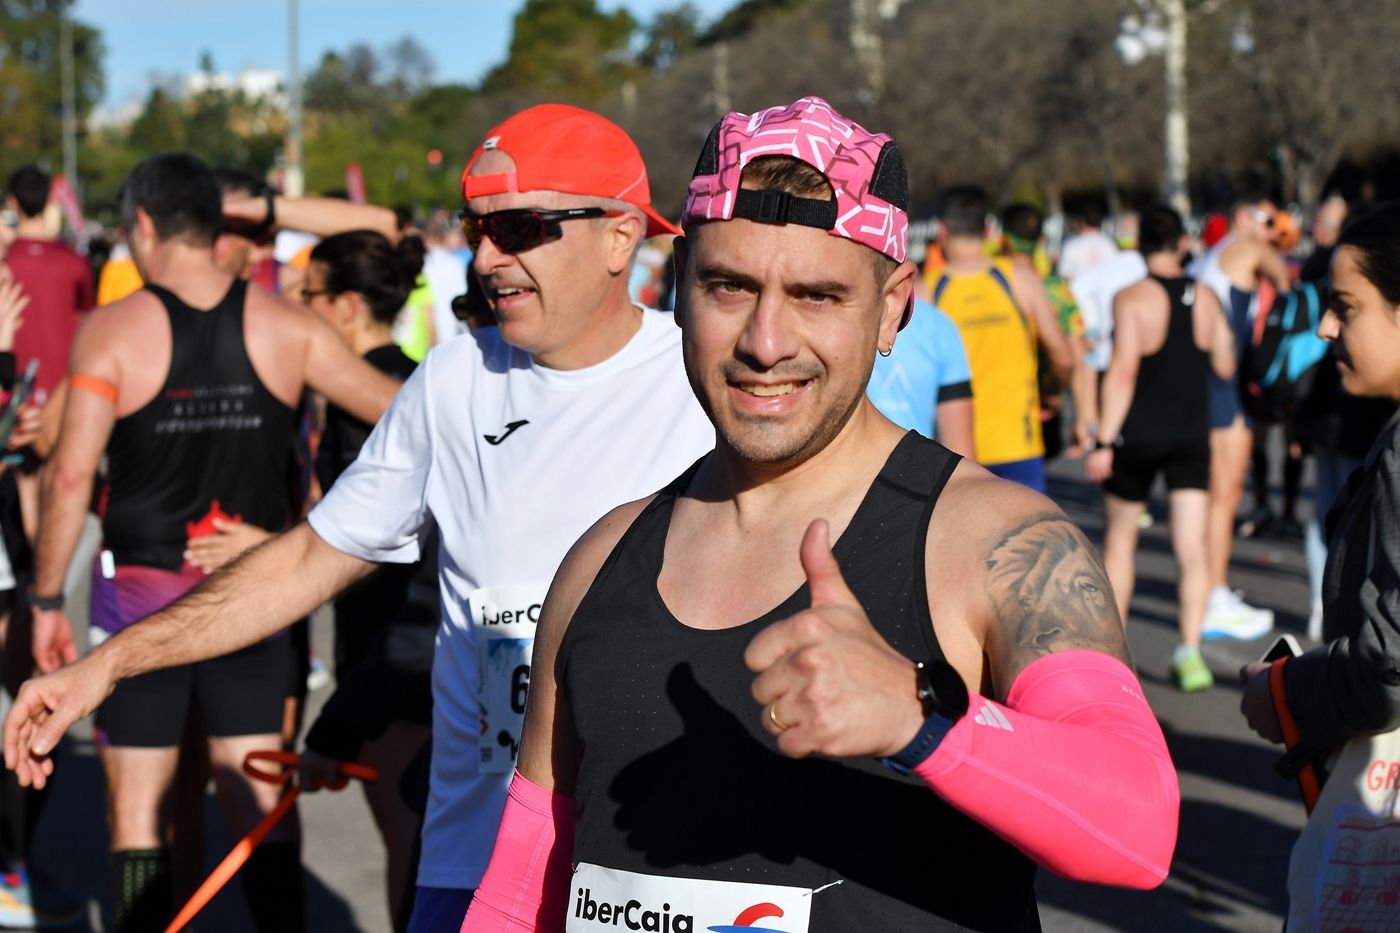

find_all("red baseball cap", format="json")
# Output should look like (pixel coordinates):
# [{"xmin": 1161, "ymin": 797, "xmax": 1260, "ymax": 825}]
[{"xmin": 461, "ymin": 104, "xmax": 680, "ymax": 239}]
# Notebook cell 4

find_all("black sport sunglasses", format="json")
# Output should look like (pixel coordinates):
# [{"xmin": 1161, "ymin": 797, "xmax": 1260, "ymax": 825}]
[{"xmin": 457, "ymin": 206, "xmax": 620, "ymax": 255}]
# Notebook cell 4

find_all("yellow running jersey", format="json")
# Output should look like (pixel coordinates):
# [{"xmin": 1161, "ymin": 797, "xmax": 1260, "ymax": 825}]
[{"xmin": 934, "ymin": 259, "xmax": 1043, "ymax": 465}]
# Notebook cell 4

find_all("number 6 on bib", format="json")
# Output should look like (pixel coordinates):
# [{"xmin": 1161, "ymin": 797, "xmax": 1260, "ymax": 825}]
[{"xmin": 469, "ymin": 583, "xmax": 550, "ymax": 773}]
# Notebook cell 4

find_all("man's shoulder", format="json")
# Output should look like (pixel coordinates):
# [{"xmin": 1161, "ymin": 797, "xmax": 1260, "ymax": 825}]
[
  {"xmin": 1117, "ymin": 274, "xmax": 1163, "ymax": 304},
  {"xmin": 929, "ymin": 463, "xmax": 1072, "ymax": 561},
  {"xmin": 70, "ymin": 290, "xmax": 163, "ymax": 362}
]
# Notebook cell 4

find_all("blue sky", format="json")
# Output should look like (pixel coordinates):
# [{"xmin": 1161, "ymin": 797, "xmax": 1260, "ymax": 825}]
[{"xmin": 76, "ymin": 0, "xmax": 738, "ymax": 109}]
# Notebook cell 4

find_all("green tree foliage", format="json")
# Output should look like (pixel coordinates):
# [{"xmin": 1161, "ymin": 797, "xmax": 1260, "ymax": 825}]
[
  {"xmin": 482, "ymin": 0, "xmax": 638, "ymax": 101},
  {"xmin": 301, "ymin": 39, "xmax": 475, "ymax": 210},
  {"xmin": 0, "ymin": 0, "xmax": 104, "ymax": 168},
  {"xmin": 640, "ymin": 4, "xmax": 702, "ymax": 72}
]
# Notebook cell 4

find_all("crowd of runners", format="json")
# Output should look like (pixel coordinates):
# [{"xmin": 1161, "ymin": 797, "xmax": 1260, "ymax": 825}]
[{"xmin": 0, "ymin": 93, "xmax": 1395, "ymax": 933}]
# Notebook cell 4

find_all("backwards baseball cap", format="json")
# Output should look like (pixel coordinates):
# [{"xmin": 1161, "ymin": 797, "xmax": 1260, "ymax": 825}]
[
  {"xmin": 461, "ymin": 103, "xmax": 680, "ymax": 239},
  {"xmin": 681, "ymin": 97, "xmax": 909, "ymax": 264}
]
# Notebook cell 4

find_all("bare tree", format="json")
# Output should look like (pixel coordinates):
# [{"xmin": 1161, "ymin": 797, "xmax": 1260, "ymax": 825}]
[{"xmin": 1231, "ymin": 0, "xmax": 1400, "ymax": 206}]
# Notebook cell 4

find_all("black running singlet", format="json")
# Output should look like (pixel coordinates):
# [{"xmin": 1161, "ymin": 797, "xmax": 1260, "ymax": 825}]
[
  {"xmin": 102, "ymin": 280, "xmax": 298, "ymax": 569},
  {"xmin": 1120, "ymin": 275, "xmax": 1211, "ymax": 450},
  {"xmin": 560, "ymin": 433, "xmax": 1041, "ymax": 932}
]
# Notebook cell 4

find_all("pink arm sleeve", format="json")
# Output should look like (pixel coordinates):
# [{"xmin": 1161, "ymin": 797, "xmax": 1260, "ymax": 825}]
[
  {"xmin": 914, "ymin": 650, "xmax": 1179, "ymax": 889},
  {"xmin": 461, "ymin": 771, "xmax": 575, "ymax": 932}
]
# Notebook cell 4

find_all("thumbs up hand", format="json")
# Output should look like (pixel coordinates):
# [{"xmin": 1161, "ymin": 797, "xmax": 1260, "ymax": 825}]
[{"xmin": 744, "ymin": 519, "xmax": 926, "ymax": 760}]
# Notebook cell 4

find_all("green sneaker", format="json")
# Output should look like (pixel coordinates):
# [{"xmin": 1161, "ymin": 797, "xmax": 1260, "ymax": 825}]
[{"xmin": 1171, "ymin": 649, "xmax": 1214, "ymax": 693}]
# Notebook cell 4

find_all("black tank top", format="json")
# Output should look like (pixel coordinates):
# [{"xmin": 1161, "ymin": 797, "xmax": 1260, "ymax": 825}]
[
  {"xmin": 560, "ymin": 433, "xmax": 1041, "ymax": 932},
  {"xmin": 102, "ymin": 280, "xmax": 298, "ymax": 569},
  {"xmin": 1120, "ymin": 275, "xmax": 1210, "ymax": 449}
]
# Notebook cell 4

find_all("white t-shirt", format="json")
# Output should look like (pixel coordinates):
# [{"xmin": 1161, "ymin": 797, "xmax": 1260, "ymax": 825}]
[
  {"xmin": 1070, "ymin": 250, "xmax": 1148, "ymax": 373},
  {"xmin": 1057, "ymin": 230, "xmax": 1119, "ymax": 281},
  {"xmin": 423, "ymin": 245, "xmax": 468, "ymax": 345},
  {"xmin": 1190, "ymin": 234, "xmax": 1236, "ymax": 311},
  {"xmin": 309, "ymin": 308, "xmax": 714, "ymax": 889}
]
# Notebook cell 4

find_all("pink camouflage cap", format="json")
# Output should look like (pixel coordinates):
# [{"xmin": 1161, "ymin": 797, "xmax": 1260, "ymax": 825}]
[{"xmin": 681, "ymin": 96, "xmax": 910, "ymax": 264}]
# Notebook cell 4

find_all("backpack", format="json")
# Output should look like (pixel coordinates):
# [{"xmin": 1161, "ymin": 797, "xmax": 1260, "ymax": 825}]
[{"xmin": 1241, "ymin": 281, "xmax": 1330, "ymax": 408}]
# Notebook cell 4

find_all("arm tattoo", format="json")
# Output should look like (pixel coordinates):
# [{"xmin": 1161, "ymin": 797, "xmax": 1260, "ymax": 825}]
[{"xmin": 984, "ymin": 512, "xmax": 1131, "ymax": 677}]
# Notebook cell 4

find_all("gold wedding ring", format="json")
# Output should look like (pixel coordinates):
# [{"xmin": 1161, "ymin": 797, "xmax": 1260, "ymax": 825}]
[{"xmin": 767, "ymin": 702, "xmax": 788, "ymax": 732}]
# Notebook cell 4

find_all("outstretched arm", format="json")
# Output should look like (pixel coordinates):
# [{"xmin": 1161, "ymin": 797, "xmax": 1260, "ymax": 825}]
[
  {"xmin": 223, "ymin": 192, "xmax": 399, "ymax": 243},
  {"xmin": 4, "ymin": 523, "xmax": 374, "ymax": 788}
]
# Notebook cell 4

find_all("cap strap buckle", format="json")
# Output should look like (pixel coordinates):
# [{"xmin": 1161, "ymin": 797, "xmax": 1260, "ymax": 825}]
[{"xmin": 733, "ymin": 187, "xmax": 839, "ymax": 230}]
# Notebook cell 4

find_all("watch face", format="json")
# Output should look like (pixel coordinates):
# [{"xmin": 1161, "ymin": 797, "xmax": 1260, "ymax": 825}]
[{"xmin": 918, "ymin": 658, "xmax": 970, "ymax": 719}]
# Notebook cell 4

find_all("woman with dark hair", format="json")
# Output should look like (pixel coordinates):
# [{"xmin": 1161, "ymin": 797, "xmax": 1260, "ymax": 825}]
[
  {"xmin": 1240, "ymin": 202, "xmax": 1400, "ymax": 928},
  {"xmin": 297, "ymin": 228, "xmax": 438, "ymax": 931}
]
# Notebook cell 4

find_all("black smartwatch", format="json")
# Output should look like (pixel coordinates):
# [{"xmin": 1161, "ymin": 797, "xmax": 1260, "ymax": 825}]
[
  {"xmin": 32, "ymin": 593, "xmax": 64, "ymax": 612},
  {"xmin": 881, "ymin": 657, "xmax": 970, "ymax": 774},
  {"xmin": 239, "ymin": 186, "xmax": 279, "ymax": 242}
]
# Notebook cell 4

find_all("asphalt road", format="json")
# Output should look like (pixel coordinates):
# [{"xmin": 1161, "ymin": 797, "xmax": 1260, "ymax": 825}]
[{"xmin": 21, "ymin": 448, "xmax": 1316, "ymax": 931}]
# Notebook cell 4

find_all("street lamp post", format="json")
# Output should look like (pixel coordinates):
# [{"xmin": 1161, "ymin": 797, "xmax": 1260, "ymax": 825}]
[{"xmin": 286, "ymin": 0, "xmax": 305, "ymax": 197}]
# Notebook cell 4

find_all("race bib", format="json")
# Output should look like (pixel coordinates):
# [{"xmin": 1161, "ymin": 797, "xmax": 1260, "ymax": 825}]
[
  {"xmin": 469, "ymin": 582, "xmax": 549, "ymax": 773},
  {"xmin": 568, "ymin": 863, "xmax": 814, "ymax": 933}
]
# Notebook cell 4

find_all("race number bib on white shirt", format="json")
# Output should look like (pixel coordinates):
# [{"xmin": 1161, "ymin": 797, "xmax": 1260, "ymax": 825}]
[
  {"xmin": 568, "ymin": 863, "xmax": 812, "ymax": 933},
  {"xmin": 469, "ymin": 582, "xmax": 549, "ymax": 773}
]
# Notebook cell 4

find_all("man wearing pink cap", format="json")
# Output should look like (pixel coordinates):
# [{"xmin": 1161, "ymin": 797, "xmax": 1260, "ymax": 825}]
[
  {"xmin": 2, "ymin": 105, "xmax": 713, "ymax": 931},
  {"xmin": 465, "ymin": 97, "xmax": 1179, "ymax": 931}
]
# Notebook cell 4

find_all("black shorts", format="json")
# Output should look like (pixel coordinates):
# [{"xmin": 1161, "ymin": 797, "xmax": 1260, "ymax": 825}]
[
  {"xmin": 1103, "ymin": 438, "xmax": 1210, "ymax": 502},
  {"xmin": 95, "ymin": 636, "xmax": 294, "ymax": 748}
]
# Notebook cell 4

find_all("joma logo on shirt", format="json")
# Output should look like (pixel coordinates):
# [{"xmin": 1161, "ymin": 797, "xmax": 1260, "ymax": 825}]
[{"xmin": 484, "ymin": 420, "xmax": 529, "ymax": 445}]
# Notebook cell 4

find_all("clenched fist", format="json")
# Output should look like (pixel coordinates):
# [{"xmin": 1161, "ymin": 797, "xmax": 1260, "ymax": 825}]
[{"xmin": 744, "ymin": 519, "xmax": 925, "ymax": 760}]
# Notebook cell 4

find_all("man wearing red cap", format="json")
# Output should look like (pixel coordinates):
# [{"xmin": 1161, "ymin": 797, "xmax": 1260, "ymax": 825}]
[
  {"xmin": 1, "ymin": 105, "xmax": 713, "ymax": 931},
  {"xmin": 464, "ymin": 97, "xmax": 1178, "ymax": 931}
]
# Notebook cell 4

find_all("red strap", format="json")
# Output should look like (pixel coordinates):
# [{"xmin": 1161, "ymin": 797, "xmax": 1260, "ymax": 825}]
[
  {"xmin": 164, "ymin": 752, "xmax": 378, "ymax": 933},
  {"xmin": 243, "ymin": 749, "xmax": 378, "ymax": 785},
  {"xmin": 1270, "ymin": 657, "xmax": 1321, "ymax": 813}
]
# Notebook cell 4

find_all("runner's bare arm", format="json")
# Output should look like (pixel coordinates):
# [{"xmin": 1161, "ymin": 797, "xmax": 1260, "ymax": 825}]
[
  {"xmin": 904, "ymin": 478, "xmax": 1174, "ymax": 889},
  {"xmin": 298, "ymin": 302, "xmax": 400, "ymax": 425},
  {"xmin": 1196, "ymin": 286, "xmax": 1236, "ymax": 379},
  {"xmin": 1012, "ymin": 263, "xmax": 1073, "ymax": 385},
  {"xmin": 222, "ymin": 192, "xmax": 399, "ymax": 243},
  {"xmin": 517, "ymin": 497, "xmax": 654, "ymax": 795},
  {"xmin": 971, "ymin": 495, "xmax": 1132, "ymax": 694},
  {"xmin": 1070, "ymin": 333, "xmax": 1100, "ymax": 447},
  {"xmin": 3, "ymin": 522, "xmax": 375, "ymax": 787},
  {"xmin": 1094, "ymin": 284, "xmax": 1145, "ymax": 450},
  {"xmin": 1257, "ymin": 239, "xmax": 1293, "ymax": 293},
  {"xmin": 34, "ymin": 316, "xmax": 120, "ymax": 601}
]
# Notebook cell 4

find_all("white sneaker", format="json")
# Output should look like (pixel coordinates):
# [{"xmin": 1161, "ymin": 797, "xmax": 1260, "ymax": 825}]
[{"xmin": 1203, "ymin": 588, "xmax": 1275, "ymax": 641}]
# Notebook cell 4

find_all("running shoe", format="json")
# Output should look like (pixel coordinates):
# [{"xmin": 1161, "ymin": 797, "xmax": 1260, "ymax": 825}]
[
  {"xmin": 1203, "ymin": 588, "xmax": 1275, "ymax": 641},
  {"xmin": 306, "ymin": 653, "xmax": 332, "ymax": 692},
  {"xmin": 0, "ymin": 868, "xmax": 83, "ymax": 929},
  {"xmin": 1170, "ymin": 647, "xmax": 1214, "ymax": 693}
]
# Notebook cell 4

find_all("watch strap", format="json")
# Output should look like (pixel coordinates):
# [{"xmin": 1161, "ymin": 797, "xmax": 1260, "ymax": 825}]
[
  {"xmin": 881, "ymin": 710, "xmax": 958, "ymax": 775},
  {"xmin": 882, "ymin": 657, "xmax": 970, "ymax": 775},
  {"xmin": 32, "ymin": 593, "xmax": 64, "ymax": 611}
]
